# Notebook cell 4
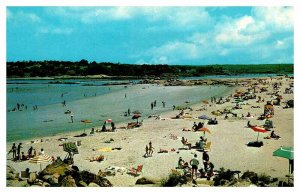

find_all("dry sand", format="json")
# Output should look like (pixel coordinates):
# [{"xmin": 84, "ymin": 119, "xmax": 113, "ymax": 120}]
[{"xmin": 6, "ymin": 76, "xmax": 294, "ymax": 186}]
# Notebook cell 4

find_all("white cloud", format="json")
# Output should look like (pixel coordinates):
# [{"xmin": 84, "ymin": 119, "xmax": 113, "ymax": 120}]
[
  {"xmin": 37, "ymin": 26, "xmax": 73, "ymax": 35},
  {"xmin": 253, "ymin": 7, "xmax": 293, "ymax": 31},
  {"xmin": 215, "ymin": 16, "xmax": 269, "ymax": 46},
  {"xmin": 47, "ymin": 7, "xmax": 213, "ymax": 31},
  {"xmin": 7, "ymin": 10, "xmax": 41, "ymax": 23}
]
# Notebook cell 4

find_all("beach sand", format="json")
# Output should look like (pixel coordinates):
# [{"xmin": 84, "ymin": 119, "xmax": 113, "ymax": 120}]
[{"xmin": 6, "ymin": 76, "xmax": 294, "ymax": 186}]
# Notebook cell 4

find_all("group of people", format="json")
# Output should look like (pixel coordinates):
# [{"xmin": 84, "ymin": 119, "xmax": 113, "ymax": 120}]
[
  {"xmin": 150, "ymin": 100, "xmax": 166, "ymax": 110},
  {"xmin": 192, "ymin": 122, "xmax": 205, "ymax": 131},
  {"xmin": 177, "ymin": 152, "xmax": 214, "ymax": 180},
  {"xmin": 143, "ymin": 141, "xmax": 154, "ymax": 158},
  {"xmin": 9, "ymin": 143, "xmax": 46, "ymax": 161},
  {"xmin": 101, "ymin": 121, "xmax": 117, "ymax": 132}
]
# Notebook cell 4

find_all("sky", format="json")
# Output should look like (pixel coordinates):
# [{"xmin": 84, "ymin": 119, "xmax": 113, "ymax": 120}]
[{"xmin": 6, "ymin": 6, "xmax": 294, "ymax": 65}]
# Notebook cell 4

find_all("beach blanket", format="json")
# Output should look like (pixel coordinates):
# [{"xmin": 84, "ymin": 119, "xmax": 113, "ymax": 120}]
[
  {"xmin": 96, "ymin": 147, "xmax": 122, "ymax": 152},
  {"xmin": 97, "ymin": 147, "xmax": 113, "ymax": 152}
]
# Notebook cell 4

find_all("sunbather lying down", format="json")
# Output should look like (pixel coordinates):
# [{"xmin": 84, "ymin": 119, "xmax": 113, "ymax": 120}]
[{"xmin": 87, "ymin": 155, "xmax": 104, "ymax": 162}]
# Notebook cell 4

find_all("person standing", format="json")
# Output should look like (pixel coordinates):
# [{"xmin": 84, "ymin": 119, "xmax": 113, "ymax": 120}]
[
  {"xmin": 148, "ymin": 141, "xmax": 154, "ymax": 156},
  {"xmin": 206, "ymin": 161, "xmax": 215, "ymax": 180},
  {"xmin": 202, "ymin": 151, "xmax": 210, "ymax": 172},
  {"xmin": 162, "ymin": 101, "xmax": 166, "ymax": 108},
  {"xmin": 151, "ymin": 102, "xmax": 154, "ymax": 110},
  {"xmin": 17, "ymin": 143, "xmax": 22, "ymax": 161},
  {"xmin": 190, "ymin": 154, "xmax": 200, "ymax": 179},
  {"xmin": 28, "ymin": 146, "xmax": 33, "ymax": 158},
  {"xmin": 11, "ymin": 143, "xmax": 17, "ymax": 159},
  {"xmin": 70, "ymin": 114, "xmax": 74, "ymax": 123}
]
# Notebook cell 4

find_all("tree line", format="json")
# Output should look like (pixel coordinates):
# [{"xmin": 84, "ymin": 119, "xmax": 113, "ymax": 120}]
[{"xmin": 7, "ymin": 60, "xmax": 294, "ymax": 78}]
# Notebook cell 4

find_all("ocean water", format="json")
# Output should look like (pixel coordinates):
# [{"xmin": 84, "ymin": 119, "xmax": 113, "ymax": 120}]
[{"xmin": 7, "ymin": 81, "xmax": 234, "ymax": 142}]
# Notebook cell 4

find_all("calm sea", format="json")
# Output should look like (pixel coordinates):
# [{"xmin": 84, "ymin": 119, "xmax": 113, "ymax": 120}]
[{"xmin": 7, "ymin": 79, "xmax": 235, "ymax": 142}]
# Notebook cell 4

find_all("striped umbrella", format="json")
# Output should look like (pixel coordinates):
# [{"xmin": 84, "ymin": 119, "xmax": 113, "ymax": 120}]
[
  {"xmin": 63, "ymin": 142, "xmax": 79, "ymax": 154},
  {"xmin": 29, "ymin": 154, "xmax": 52, "ymax": 171}
]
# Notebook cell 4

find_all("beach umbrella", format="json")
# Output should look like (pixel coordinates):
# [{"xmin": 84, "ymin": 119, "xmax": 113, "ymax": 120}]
[
  {"xmin": 106, "ymin": 119, "xmax": 112, "ymax": 123},
  {"xmin": 132, "ymin": 114, "xmax": 141, "ymax": 123},
  {"xmin": 29, "ymin": 154, "xmax": 52, "ymax": 171},
  {"xmin": 63, "ymin": 142, "xmax": 79, "ymax": 154},
  {"xmin": 251, "ymin": 126, "xmax": 267, "ymax": 141},
  {"xmin": 273, "ymin": 146, "xmax": 294, "ymax": 174},
  {"xmin": 199, "ymin": 127, "xmax": 211, "ymax": 137},
  {"xmin": 198, "ymin": 115, "xmax": 210, "ymax": 120}
]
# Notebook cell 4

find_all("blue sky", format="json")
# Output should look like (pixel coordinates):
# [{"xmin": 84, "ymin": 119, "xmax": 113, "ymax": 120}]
[{"xmin": 7, "ymin": 6, "xmax": 294, "ymax": 65}]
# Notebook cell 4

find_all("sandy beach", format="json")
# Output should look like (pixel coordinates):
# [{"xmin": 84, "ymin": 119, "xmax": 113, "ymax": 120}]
[{"xmin": 6, "ymin": 76, "xmax": 294, "ymax": 187}]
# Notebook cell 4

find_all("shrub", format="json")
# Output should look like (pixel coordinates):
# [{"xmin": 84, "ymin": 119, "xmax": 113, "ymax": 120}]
[
  {"xmin": 160, "ymin": 170, "xmax": 188, "ymax": 187},
  {"xmin": 213, "ymin": 167, "xmax": 236, "ymax": 186}
]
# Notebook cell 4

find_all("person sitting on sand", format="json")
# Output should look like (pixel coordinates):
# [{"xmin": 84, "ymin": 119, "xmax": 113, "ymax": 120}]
[
  {"xmin": 178, "ymin": 157, "xmax": 185, "ymax": 169},
  {"xmin": 101, "ymin": 122, "xmax": 107, "ymax": 132},
  {"xmin": 39, "ymin": 148, "xmax": 45, "ymax": 155},
  {"xmin": 224, "ymin": 114, "xmax": 229, "ymax": 120},
  {"xmin": 181, "ymin": 137, "xmax": 192, "ymax": 149},
  {"xmin": 21, "ymin": 152, "xmax": 28, "ymax": 161},
  {"xmin": 247, "ymin": 121, "xmax": 257, "ymax": 128},
  {"xmin": 192, "ymin": 122, "xmax": 197, "ymax": 130},
  {"xmin": 270, "ymin": 131, "xmax": 281, "ymax": 139},
  {"xmin": 90, "ymin": 128, "xmax": 95, "ymax": 134},
  {"xmin": 199, "ymin": 137, "xmax": 206, "ymax": 150}
]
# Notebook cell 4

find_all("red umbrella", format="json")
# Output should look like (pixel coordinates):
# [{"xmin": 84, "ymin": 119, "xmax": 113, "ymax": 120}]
[
  {"xmin": 106, "ymin": 119, "xmax": 112, "ymax": 123},
  {"xmin": 198, "ymin": 127, "xmax": 211, "ymax": 137},
  {"xmin": 251, "ymin": 126, "xmax": 267, "ymax": 141}
]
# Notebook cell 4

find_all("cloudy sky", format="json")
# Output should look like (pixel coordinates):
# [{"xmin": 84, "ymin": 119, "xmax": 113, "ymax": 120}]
[{"xmin": 7, "ymin": 6, "xmax": 293, "ymax": 65}]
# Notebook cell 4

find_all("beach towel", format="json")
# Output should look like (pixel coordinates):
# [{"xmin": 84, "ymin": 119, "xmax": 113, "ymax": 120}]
[{"xmin": 97, "ymin": 147, "xmax": 113, "ymax": 152}]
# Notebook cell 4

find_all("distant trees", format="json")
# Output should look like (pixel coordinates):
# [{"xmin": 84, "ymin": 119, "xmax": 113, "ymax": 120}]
[{"xmin": 6, "ymin": 60, "xmax": 294, "ymax": 78}]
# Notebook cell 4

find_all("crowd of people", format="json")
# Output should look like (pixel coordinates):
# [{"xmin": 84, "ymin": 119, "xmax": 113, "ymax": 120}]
[{"xmin": 177, "ymin": 151, "xmax": 214, "ymax": 180}]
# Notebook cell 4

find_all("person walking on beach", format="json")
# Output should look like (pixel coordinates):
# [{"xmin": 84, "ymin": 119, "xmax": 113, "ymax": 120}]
[
  {"xmin": 70, "ymin": 114, "xmax": 74, "ymax": 123},
  {"xmin": 144, "ymin": 145, "xmax": 149, "ymax": 158},
  {"xmin": 11, "ymin": 143, "xmax": 17, "ymax": 159},
  {"xmin": 148, "ymin": 141, "xmax": 154, "ymax": 156},
  {"xmin": 17, "ymin": 143, "xmax": 22, "ymax": 161},
  {"xmin": 128, "ymin": 108, "xmax": 131, "ymax": 115},
  {"xmin": 190, "ymin": 154, "xmax": 200, "ymax": 179}
]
